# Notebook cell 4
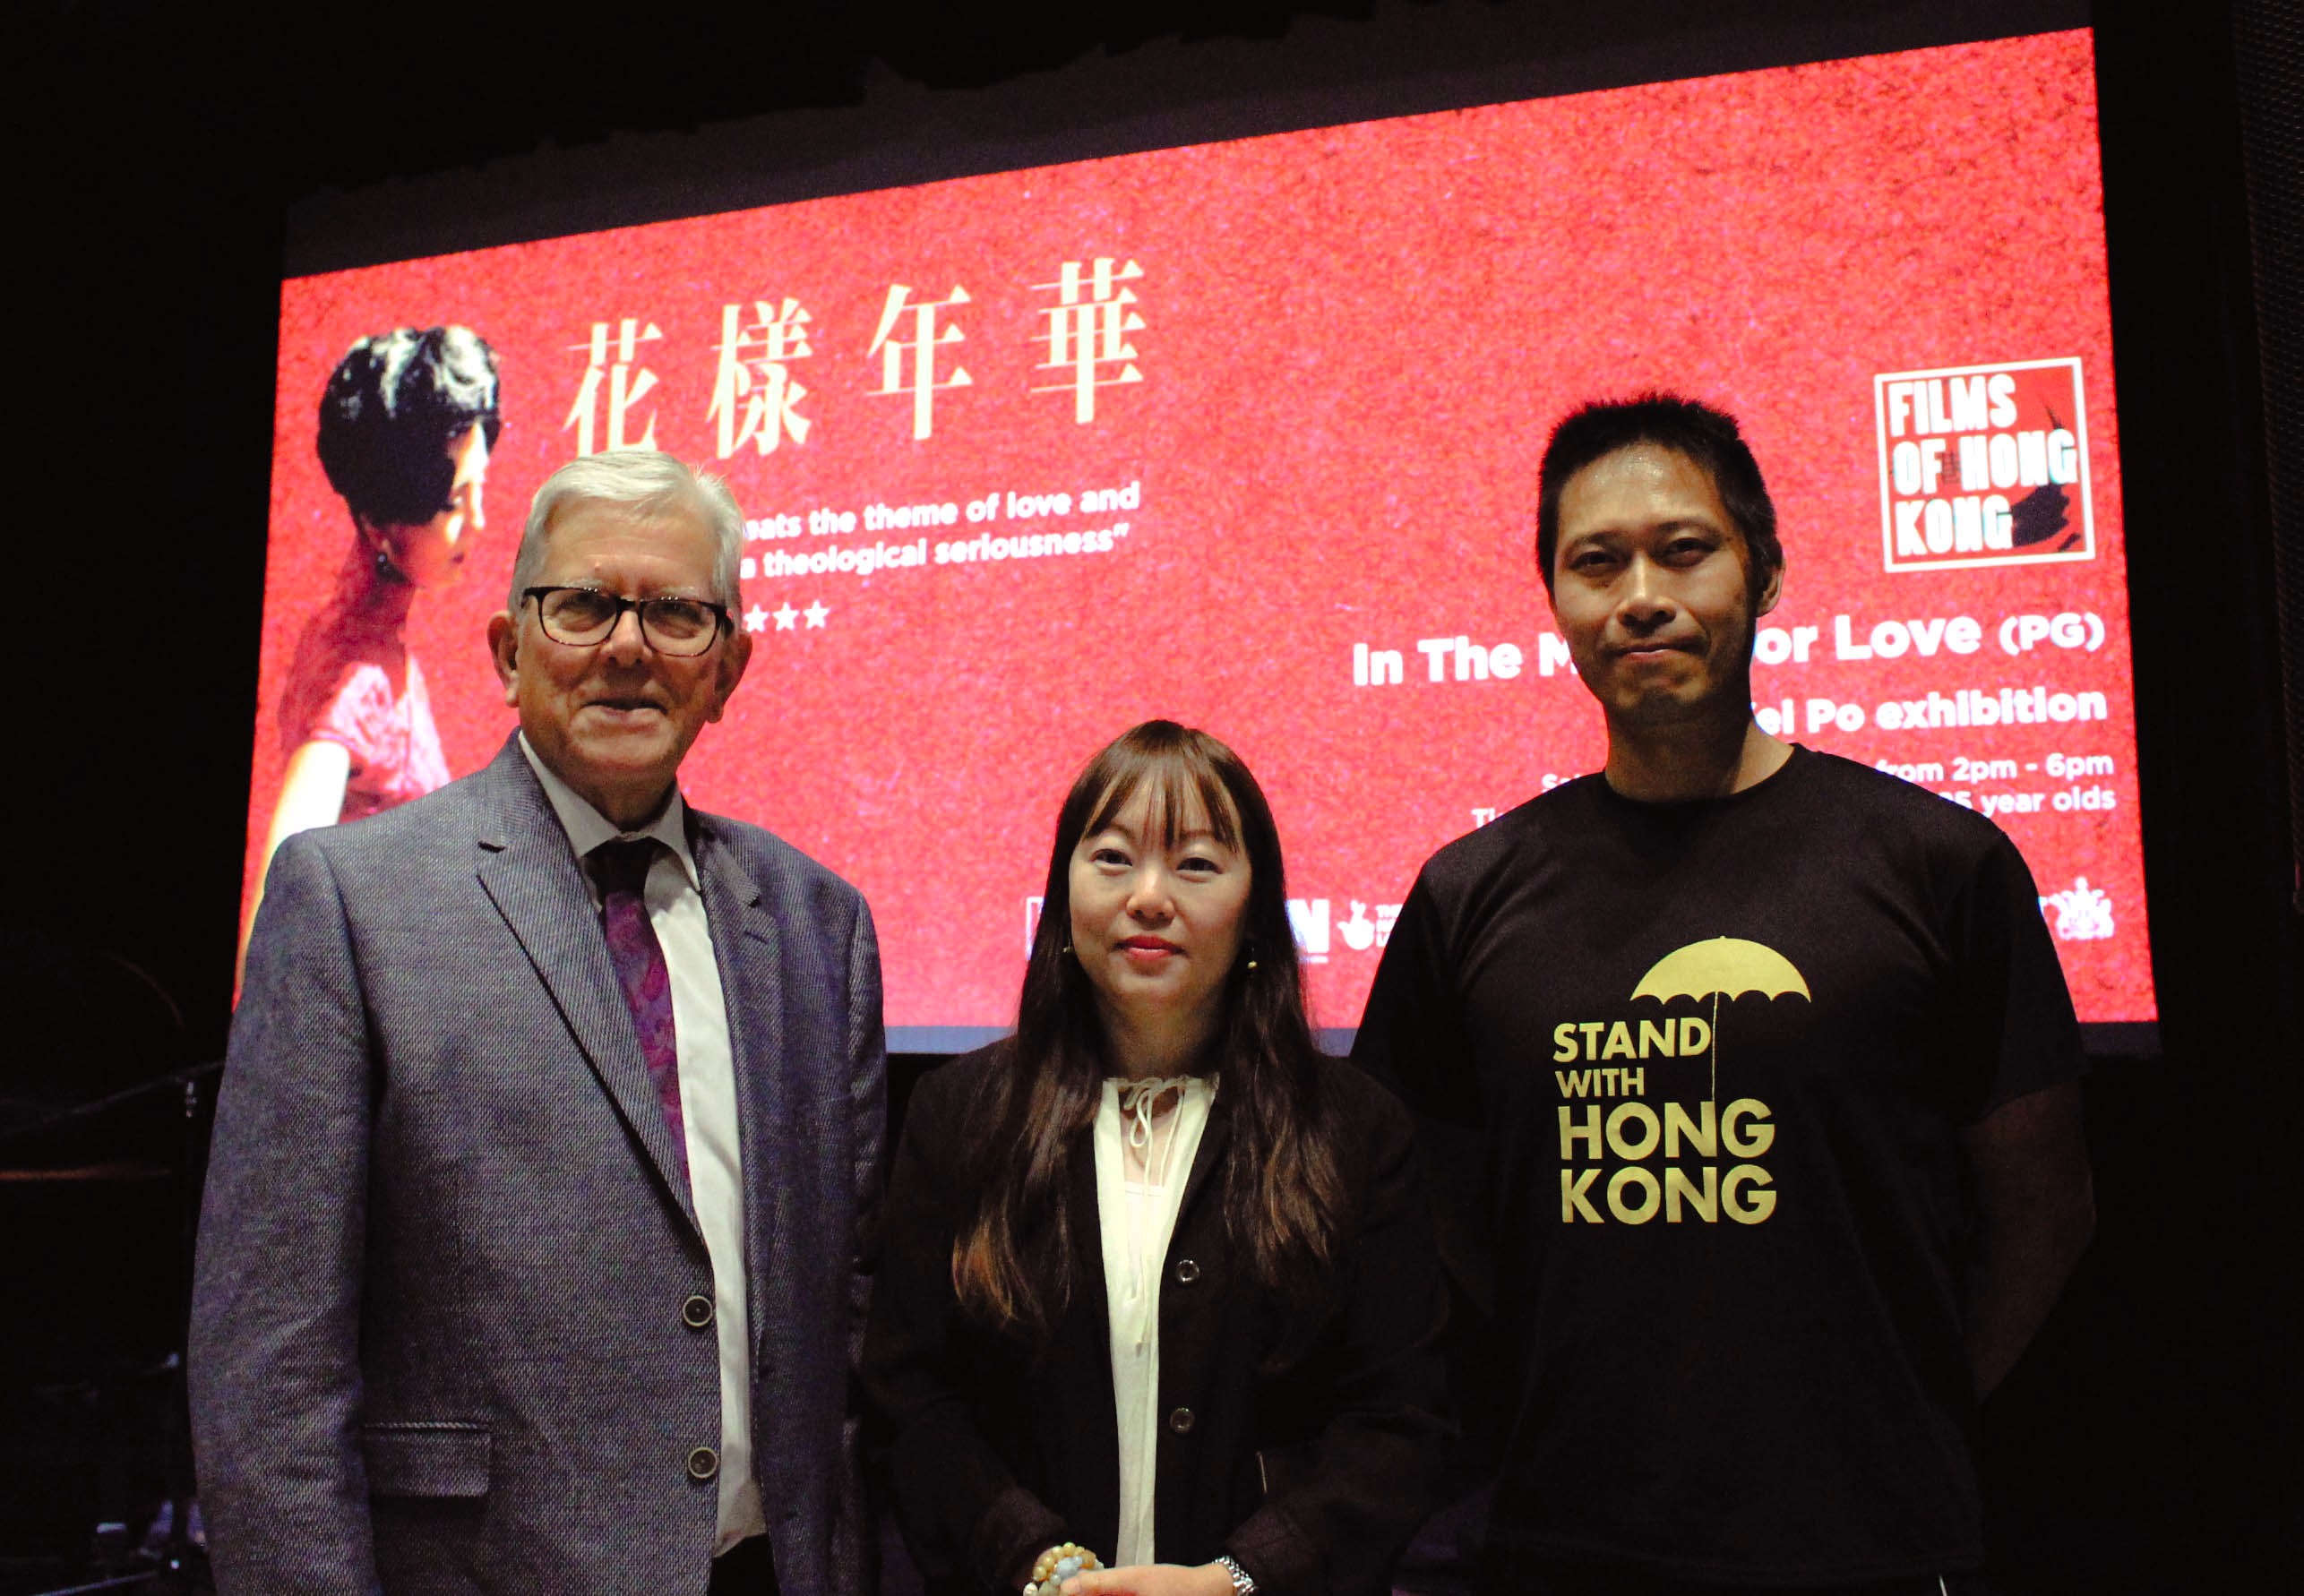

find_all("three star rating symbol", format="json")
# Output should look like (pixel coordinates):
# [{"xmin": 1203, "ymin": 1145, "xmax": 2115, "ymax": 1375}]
[{"xmin": 745, "ymin": 600, "xmax": 830, "ymax": 632}]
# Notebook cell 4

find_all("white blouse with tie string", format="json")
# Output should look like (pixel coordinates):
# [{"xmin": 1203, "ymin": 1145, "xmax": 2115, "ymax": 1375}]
[{"xmin": 1092, "ymin": 1075, "xmax": 1216, "ymax": 1570}]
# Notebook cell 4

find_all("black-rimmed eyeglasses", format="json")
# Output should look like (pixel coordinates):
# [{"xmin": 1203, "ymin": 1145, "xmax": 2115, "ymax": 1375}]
[{"xmin": 522, "ymin": 587, "xmax": 732, "ymax": 657}]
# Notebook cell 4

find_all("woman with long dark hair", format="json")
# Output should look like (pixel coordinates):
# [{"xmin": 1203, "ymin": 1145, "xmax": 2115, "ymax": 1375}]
[{"xmin": 864, "ymin": 721, "xmax": 1450, "ymax": 1596}]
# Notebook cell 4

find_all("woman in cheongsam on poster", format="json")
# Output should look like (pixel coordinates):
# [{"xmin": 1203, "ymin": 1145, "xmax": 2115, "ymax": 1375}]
[{"xmin": 240, "ymin": 326, "xmax": 502, "ymax": 970}]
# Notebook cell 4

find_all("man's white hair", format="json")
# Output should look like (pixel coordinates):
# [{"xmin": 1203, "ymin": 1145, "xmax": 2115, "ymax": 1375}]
[{"xmin": 508, "ymin": 450, "xmax": 744, "ymax": 612}]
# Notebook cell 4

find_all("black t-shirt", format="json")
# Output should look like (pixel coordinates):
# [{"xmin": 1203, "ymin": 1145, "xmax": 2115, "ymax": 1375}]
[{"xmin": 1353, "ymin": 747, "xmax": 2083, "ymax": 1585}]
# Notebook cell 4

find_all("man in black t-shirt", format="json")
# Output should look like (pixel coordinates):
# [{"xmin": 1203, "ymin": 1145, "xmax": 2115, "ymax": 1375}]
[{"xmin": 1354, "ymin": 396, "xmax": 2095, "ymax": 1596}]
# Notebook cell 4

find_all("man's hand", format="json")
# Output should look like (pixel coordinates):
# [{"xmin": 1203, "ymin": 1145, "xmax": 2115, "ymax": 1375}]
[{"xmin": 1065, "ymin": 1562, "xmax": 1236, "ymax": 1596}]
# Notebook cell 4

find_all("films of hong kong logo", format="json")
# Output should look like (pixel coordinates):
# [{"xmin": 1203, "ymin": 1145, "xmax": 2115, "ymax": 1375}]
[{"xmin": 1873, "ymin": 357, "xmax": 2095, "ymax": 573}]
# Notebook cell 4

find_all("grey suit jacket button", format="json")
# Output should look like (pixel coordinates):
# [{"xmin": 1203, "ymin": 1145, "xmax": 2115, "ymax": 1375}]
[
  {"xmin": 683, "ymin": 1294, "xmax": 715, "ymax": 1329},
  {"xmin": 687, "ymin": 1446, "xmax": 720, "ymax": 1481},
  {"xmin": 1173, "ymin": 1257, "xmax": 1200, "ymax": 1285},
  {"xmin": 1166, "ymin": 1407, "xmax": 1194, "ymax": 1435}
]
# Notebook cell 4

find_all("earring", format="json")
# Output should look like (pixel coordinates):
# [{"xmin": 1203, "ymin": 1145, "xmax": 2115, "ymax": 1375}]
[
  {"xmin": 1061, "ymin": 942, "xmax": 1073, "ymax": 955},
  {"xmin": 367, "ymin": 530, "xmax": 407, "ymax": 584},
  {"xmin": 1244, "ymin": 939, "xmax": 1259, "ymax": 972}
]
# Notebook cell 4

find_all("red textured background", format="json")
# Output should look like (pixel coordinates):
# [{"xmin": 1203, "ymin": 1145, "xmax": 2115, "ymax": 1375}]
[{"xmin": 254, "ymin": 28, "xmax": 2150, "ymax": 1029}]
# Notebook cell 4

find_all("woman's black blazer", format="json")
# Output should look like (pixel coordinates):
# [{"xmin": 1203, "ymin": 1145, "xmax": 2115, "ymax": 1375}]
[{"xmin": 862, "ymin": 1045, "xmax": 1453, "ymax": 1596}]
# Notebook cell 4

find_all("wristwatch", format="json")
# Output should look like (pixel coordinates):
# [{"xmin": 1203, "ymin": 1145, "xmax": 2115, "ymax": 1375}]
[{"xmin": 1216, "ymin": 1554, "xmax": 1257, "ymax": 1596}]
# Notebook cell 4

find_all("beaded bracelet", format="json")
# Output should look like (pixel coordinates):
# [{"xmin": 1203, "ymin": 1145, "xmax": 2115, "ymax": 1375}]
[{"xmin": 1022, "ymin": 1541, "xmax": 1104, "ymax": 1596}]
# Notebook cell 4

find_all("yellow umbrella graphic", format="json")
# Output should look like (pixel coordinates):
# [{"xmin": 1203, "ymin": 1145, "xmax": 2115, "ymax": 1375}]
[{"xmin": 1629, "ymin": 937, "xmax": 1811, "ymax": 1101}]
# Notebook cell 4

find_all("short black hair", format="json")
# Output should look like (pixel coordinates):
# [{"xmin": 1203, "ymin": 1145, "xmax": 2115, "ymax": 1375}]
[
  {"xmin": 315, "ymin": 325, "xmax": 503, "ymax": 528},
  {"xmin": 1535, "ymin": 393, "xmax": 1781, "ymax": 595}
]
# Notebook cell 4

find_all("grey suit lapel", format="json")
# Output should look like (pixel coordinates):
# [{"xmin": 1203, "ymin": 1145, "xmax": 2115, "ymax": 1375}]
[
  {"xmin": 691, "ymin": 812, "xmax": 784, "ymax": 1323},
  {"xmin": 472, "ymin": 740, "xmax": 699, "ymax": 1232}
]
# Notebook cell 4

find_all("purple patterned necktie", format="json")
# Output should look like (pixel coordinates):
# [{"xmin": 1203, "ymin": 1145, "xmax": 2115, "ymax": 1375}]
[{"xmin": 590, "ymin": 838, "xmax": 688, "ymax": 1191}]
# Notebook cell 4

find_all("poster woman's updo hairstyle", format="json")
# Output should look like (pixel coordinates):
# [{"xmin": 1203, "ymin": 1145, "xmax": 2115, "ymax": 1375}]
[{"xmin": 316, "ymin": 324, "xmax": 503, "ymax": 532}]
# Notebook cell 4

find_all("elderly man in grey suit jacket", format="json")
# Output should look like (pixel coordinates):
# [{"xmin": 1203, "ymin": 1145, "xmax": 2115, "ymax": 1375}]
[{"xmin": 192, "ymin": 450, "xmax": 885, "ymax": 1596}]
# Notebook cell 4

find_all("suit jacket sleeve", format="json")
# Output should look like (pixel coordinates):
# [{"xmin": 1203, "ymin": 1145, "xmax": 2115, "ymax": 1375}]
[
  {"xmin": 190, "ymin": 832, "xmax": 382, "ymax": 1595},
  {"xmin": 836, "ymin": 897, "xmax": 890, "ymax": 1596},
  {"xmin": 1220, "ymin": 1082, "xmax": 1455, "ymax": 1596},
  {"xmin": 862, "ymin": 1062, "xmax": 1069, "ymax": 1591}
]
